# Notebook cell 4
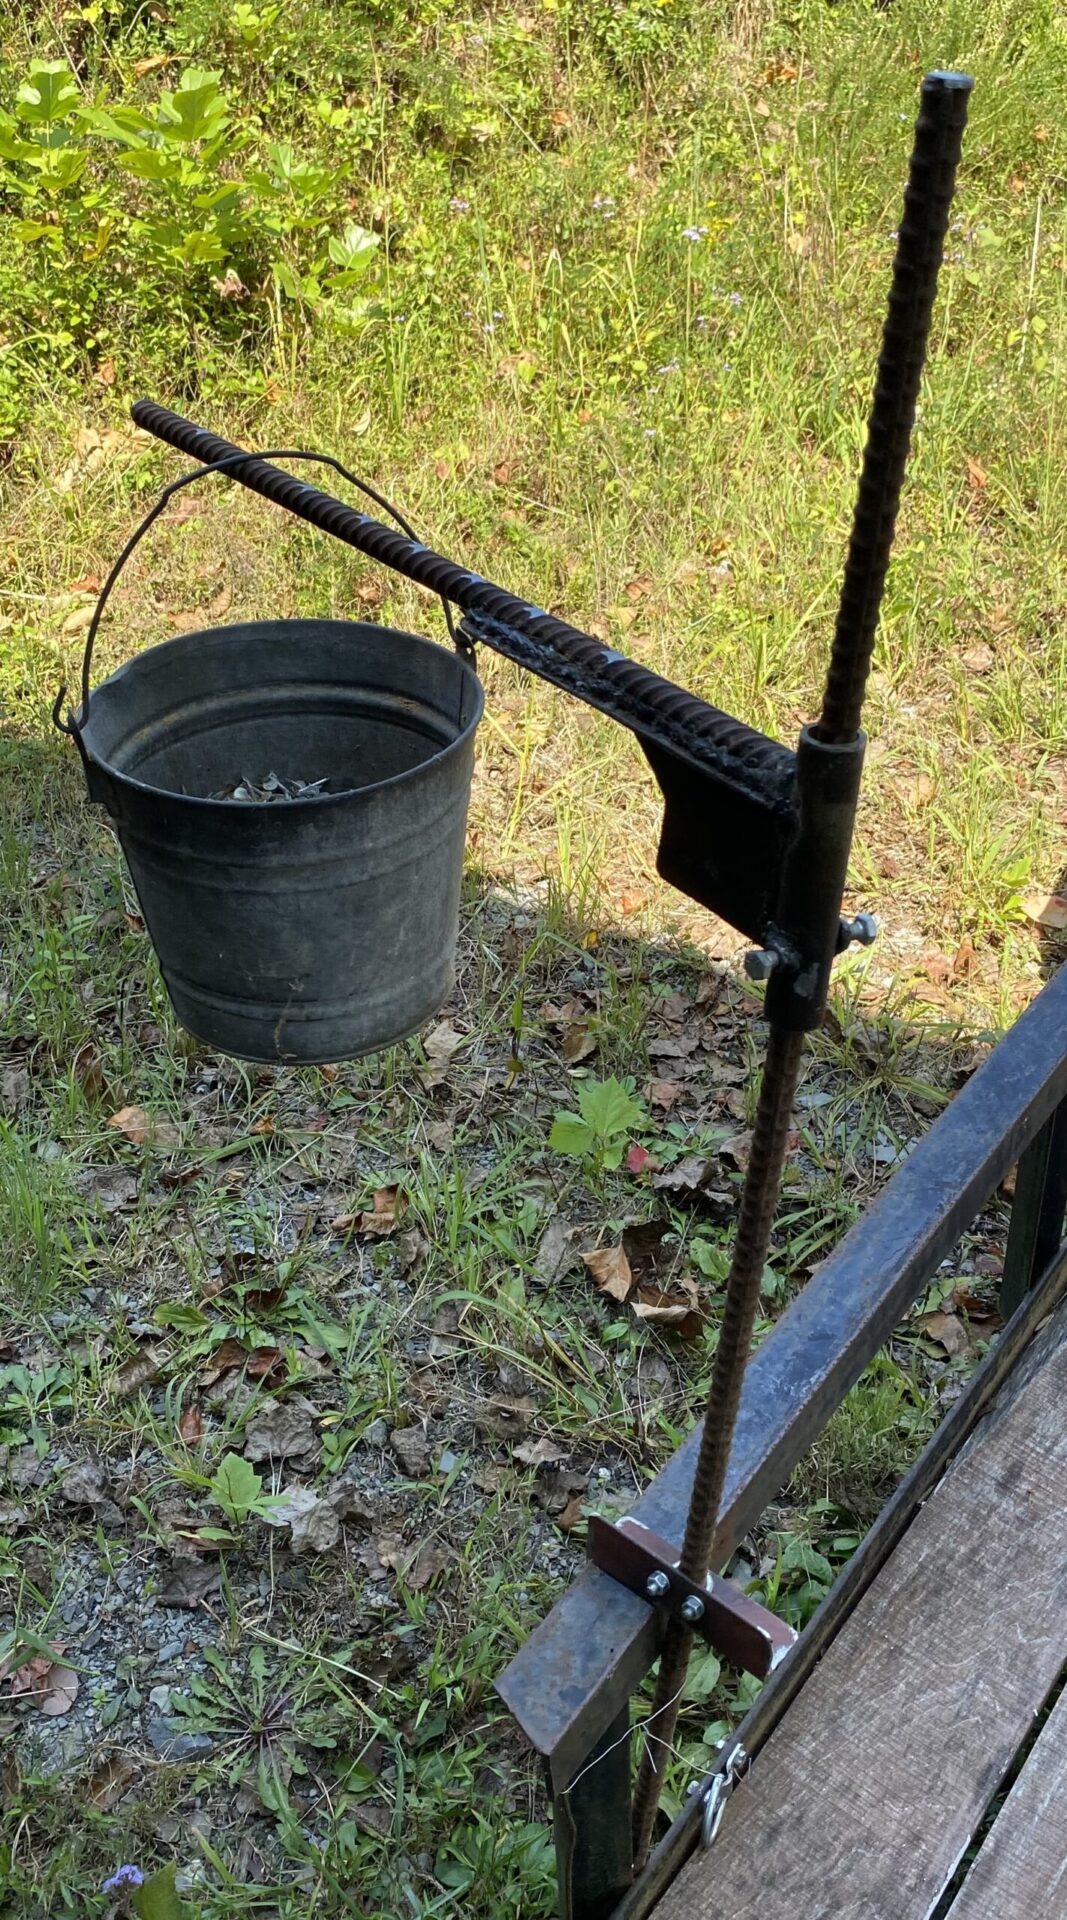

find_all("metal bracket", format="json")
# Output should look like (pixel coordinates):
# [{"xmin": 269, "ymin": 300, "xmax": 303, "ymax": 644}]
[{"xmin": 587, "ymin": 1516, "xmax": 796, "ymax": 1680}]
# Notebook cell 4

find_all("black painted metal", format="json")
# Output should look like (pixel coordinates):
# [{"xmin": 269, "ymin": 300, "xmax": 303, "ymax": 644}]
[
  {"xmin": 613, "ymin": 1233, "xmax": 1067, "ymax": 1920},
  {"xmin": 1000, "ymin": 1098, "xmax": 1067, "ymax": 1317},
  {"xmin": 553, "ymin": 1708, "xmax": 634, "ymax": 1920},
  {"xmin": 497, "ymin": 959, "xmax": 1067, "ymax": 1784}
]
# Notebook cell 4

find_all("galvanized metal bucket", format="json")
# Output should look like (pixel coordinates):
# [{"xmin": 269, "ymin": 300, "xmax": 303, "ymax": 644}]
[{"xmin": 58, "ymin": 461, "xmax": 483, "ymax": 1064}]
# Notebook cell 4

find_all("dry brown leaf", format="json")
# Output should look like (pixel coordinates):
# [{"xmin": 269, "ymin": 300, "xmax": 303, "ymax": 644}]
[
  {"xmin": 0, "ymin": 1062, "xmax": 31, "ymax": 1112},
  {"xmin": 199, "ymin": 1337, "xmax": 251, "ymax": 1385},
  {"xmin": 418, "ymin": 1020, "xmax": 464, "ymax": 1088},
  {"xmin": 406, "ymin": 1540, "xmax": 450, "ymax": 1590},
  {"xmin": 556, "ymin": 1494, "xmax": 586, "ymax": 1531},
  {"xmin": 158, "ymin": 1559, "xmax": 223, "ymax": 1608},
  {"xmin": 631, "ymin": 1277, "xmax": 706, "ymax": 1338},
  {"xmin": 513, "ymin": 1435, "xmax": 570, "ymax": 1468},
  {"xmin": 532, "ymin": 1215, "xmax": 578, "ymax": 1287},
  {"xmin": 581, "ymin": 1244, "xmax": 633, "ymax": 1302},
  {"xmin": 357, "ymin": 1185, "xmax": 407, "ymax": 1237},
  {"xmin": 390, "ymin": 1426, "xmax": 432, "ymax": 1477},
  {"xmin": 965, "ymin": 455, "xmax": 988, "ymax": 490},
  {"xmin": 111, "ymin": 1346, "xmax": 163, "ymax": 1400},
  {"xmin": 72, "ymin": 1041, "xmax": 105, "ymax": 1102},
  {"xmin": 61, "ymin": 605, "xmax": 95, "ymax": 636},
  {"xmin": 243, "ymin": 1394, "xmax": 319, "ymax": 1462},
  {"xmin": 107, "ymin": 1104, "xmax": 179, "ymax": 1148},
  {"xmin": 88, "ymin": 1755, "xmax": 136, "ymax": 1807},
  {"xmin": 178, "ymin": 1404, "xmax": 203, "ymax": 1445},
  {"xmin": 473, "ymin": 1396, "xmax": 536, "ymax": 1441},
  {"xmin": 39, "ymin": 1665, "xmax": 79, "ymax": 1717},
  {"xmin": 1022, "ymin": 892, "xmax": 1067, "ymax": 931},
  {"xmin": 962, "ymin": 643, "xmax": 994, "ymax": 674},
  {"xmin": 562, "ymin": 1023, "xmax": 597, "ymax": 1063},
  {"xmin": 246, "ymin": 1345, "xmax": 285, "ymax": 1382},
  {"xmin": 916, "ymin": 1308, "xmax": 971, "ymax": 1357}
]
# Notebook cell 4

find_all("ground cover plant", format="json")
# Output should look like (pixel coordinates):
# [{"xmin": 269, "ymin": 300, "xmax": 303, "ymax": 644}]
[{"xmin": 1, "ymin": 0, "xmax": 1066, "ymax": 1911}]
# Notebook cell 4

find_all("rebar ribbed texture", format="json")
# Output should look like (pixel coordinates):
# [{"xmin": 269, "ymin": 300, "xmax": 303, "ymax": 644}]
[
  {"xmin": 630, "ymin": 1024, "xmax": 806, "ymax": 1869},
  {"xmin": 817, "ymin": 72, "xmax": 972, "ymax": 745},
  {"xmin": 131, "ymin": 402, "xmax": 793, "ymax": 788}
]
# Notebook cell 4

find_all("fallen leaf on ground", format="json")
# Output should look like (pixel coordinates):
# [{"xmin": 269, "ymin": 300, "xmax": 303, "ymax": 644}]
[
  {"xmin": 532, "ymin": 1468, "xmax": 587, "ymax": 1515},
  {"xmin": 626, "ymin": 1144, "xmax": 653, "ymax": 1174},
  {"xmin": 39, "ymin": 1665, "xmax": 79, "ymax": 1717},
  {"xmin": 632, "ymin": 1278, "xmax": 706, "ymax": 1338},
  {"xmin": 243, "ymin": 1395, "xmax": 320, "ymax": 1462},
  {"xmin": 965, "ymin": 454, "xmax": 988, "ymax": 490},
  {"xmin": 418, "ymin": 1021, "xmax": 464, "ymax": 1088},
  {"xmin": 89, "ymin": 1755, "xmax": 136, "ymax": 1807},
  {"xmin": 0, "ymin": 1504, "xmax": 28, "ymax": 1530},
  {"xmin": 649, "ymin": 1079, "xmax": 682, "ymax": 1111},
  {"xmin": 0, "ymin": 1063, "xmax": 31, "ymax": 1112},
  {"xmin": 264, "ymin": 1486, "xmax": 341, "ymax": 1554},
  {"xmin": 962, "ymin": 643, "xmax": 994, "ymax": 674},
  {"xmin": 4, "ymin": 1653, "xmax": 54, "ymax": 1701},
  {"xmin": 390, "ymin": 1427, "xmax": 432, "ymax": 1477},
  {"xmin": 513, "ymin": 1436, "xmax": 570, "ymax": 1468},
  {"xmin": 473, "ymin": 1396, "xmax": 536, "ymax": 1441},
  {"xmin": 107, "ymin": 1104, "xmax": 179, "ymax": 1148},
  {"xmin": 405, "ymin": 1540, "xmax": 450, "ymax": 1590},
  {"xmin": 532, "ymin": 1215, "xmax": 578, "ymax": 1286},
  {"xmin": 178, "ymin": 1405, "xmax": 203, "ymax": 1445},
  {"xmin": 1022, "ymin": 893, "xmax": 1067, "ymax": 931},
  {"xmin": 111, "ymin": 1346, "xmax": 163, "ymax": 1400},
  {"xmin": 582, "ymin": 1244, "xmax": 633, "ymax": 1302},
  {"xmin": 59, "ymin": 1460, "xmax": 114, "ymax": 1509},
  {"xmin": 332, "ymin": 1185, "xmax": 408, "ymax": 1237},
  {"xmin": 77, "ymin": 1167, "xmax": 139, "ymax": 1213},
  {"xmin": 916, "ymin": 1308, "xmax": 971, "ymax": 1357},
  {"xmin": 562, "ymin": 1023, "xmax": 597, "ymax": 1063},
  {"xmin": 72, "ymin": 1041, "xmax": 105, "ymax": 1102},
  {"xmin": 158, "ymin": 1559, "xmax": 223, "ymax": 1608},
  {"xmin": 556, "ymin": 1495, "xmax": 586, "ymax": 1531},
  {"xmin": 199, "ymin": 1337, "xmax": 252, "ymax": 1386}
]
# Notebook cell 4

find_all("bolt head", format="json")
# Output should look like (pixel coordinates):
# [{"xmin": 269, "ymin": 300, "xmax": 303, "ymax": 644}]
[
  {"xmin": 645, "ymin": 1570, "xmax": 670, "ymax": 1600},
  {"xmin": 743, "ymin": 948, "xmax": 778, "ymax": 983},
  {"xmin": 680, "ymin": 1593, "xmax": 706, "ymax": 1624},
  {"xmin": 849, "ymin": 912, "xmax": 878, "ymax": 947}
]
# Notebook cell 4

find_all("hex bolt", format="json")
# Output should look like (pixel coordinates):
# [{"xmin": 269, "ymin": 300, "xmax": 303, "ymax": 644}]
[
  {"xmin": 645, "ymin": 1571, "xmax": 671, "ymax": 1600},
  {"xmin": 680, "ymin": 1593, "xmax": 706, "ymax": 1625},
  {"xmin": 743, "ymin": 948, "xmax": 779, "ymax": 982},
  {"xmin": 843, "ymin": 912, "xmax": 878, "ymax": 947}
]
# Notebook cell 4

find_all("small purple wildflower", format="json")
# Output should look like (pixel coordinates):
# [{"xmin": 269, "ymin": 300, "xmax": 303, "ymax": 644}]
[
  {"xmin": 103, "ymin": 1866, "xmax": 145, "ymax": 1895},
  {"xmin": 681, "ymin": 225, "xmax": 707, "ymax": 243},
  {"xmin": 449, "ymin": 196, "xmax": 470, "ymax": 213},
  {"xmin": 728, "ymin": 291, "xmax": 742, "ymax": 308},
  {"xmin": 592, "ymin": 193, "xmax": 616, "ymax": 219}
]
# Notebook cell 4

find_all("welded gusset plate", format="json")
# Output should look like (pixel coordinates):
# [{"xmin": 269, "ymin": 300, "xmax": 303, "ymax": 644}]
[
  {"xmin": 587, "ymin": 1516, "xmax": 796, "ymax": 1680},
  {"xmin": 641, "ymin": 738, "xmax": 797, "ymax": 944}
]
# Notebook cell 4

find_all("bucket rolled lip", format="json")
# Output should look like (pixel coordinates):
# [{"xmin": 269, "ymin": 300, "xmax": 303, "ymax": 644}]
[{"xmin": 79, "ymin": 617, "xmax": 484, "ymax": 810}]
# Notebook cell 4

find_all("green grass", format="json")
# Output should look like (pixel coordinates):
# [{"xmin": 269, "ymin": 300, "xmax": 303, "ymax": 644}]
[{"xmin": 1, "ymin": 0, "xmax": 1064, "ymax": 1911}]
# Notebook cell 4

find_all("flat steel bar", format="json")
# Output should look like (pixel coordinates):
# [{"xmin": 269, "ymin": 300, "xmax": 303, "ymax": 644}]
[
  {"xmin": 1000, "ymin": 1097, "xmax": 1067, "ymax": 1316},
  {"xmin": 554, "ymin": 1707, "xmax": 633, "ymax": 1920},
  {"xmin": 497, "ymin": 959, "xmax": 1067, "ymax": 1783},
  {"xmin": 612, "ymin": 1232, "xmax": 1067, "ymax": 1920}
]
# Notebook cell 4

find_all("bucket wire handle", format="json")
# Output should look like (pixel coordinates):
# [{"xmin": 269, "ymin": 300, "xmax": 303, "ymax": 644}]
[{"xmin": 53, "ymin": 446, "xmax": 466, "ymax": 745}]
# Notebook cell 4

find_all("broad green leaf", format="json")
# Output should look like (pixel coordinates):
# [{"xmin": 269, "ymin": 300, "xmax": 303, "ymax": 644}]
[
  {"xmin": 116, "ymin": 147, "xmax": 177, "ymax": 183},
  {"xmin": 682, "ymin": 1649, "xmax": 721, "ymax": 1702},
  {"xmin": 133, "ymin": 1862, "xmax": 186, "ymax": 1920},
  {"xmin": 327, "ymin": 221, "xmax": 378, "ymax": 274},
  {"xmin": 576, "ymin": 1075, "xmax": 648, "ymax": 1142},
  {"xmin": 16, "ymin": 62, "xmax": 79, "ymax": 127},
  {"xmin": 779, "ymin": 1536, "xmax": 833, "ymax": 1586},
  {"xmin": 211, "ymin": 1451, "xmax": 263, "ymax": 1520},
  {"xmin": 153, "ymin": 1303, "xmax": 212, "ymax": 1332},
  {"xmin": 157, "ymin": 68, "xmax": 228, "ymax": 144},
  {"xmin": 548, "ymin": 1112, "xmax": 593, "ymax": 1158},
  {"xmin": 78, "ymin": 105, "xmax": 152, "ymax": 143}
]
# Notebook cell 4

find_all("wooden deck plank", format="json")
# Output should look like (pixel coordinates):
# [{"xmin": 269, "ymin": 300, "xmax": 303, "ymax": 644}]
[
  {"xmin": 653, "ymin": 1299, "xmax": 1067, "ymax": 1920},
  {"xmin": 944, "ymin": 1685, "xmax": 1067, "ymax": 1919}
]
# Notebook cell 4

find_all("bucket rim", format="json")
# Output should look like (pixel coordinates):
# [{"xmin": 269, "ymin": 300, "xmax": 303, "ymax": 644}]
[{"xmin": 80, "ymin": 616, "xmax": 485, "ymax": 812}]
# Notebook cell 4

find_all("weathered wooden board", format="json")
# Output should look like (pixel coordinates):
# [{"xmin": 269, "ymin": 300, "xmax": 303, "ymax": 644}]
[
  {"xmin": 654, "ymin": 1299, "xmax": 1067, "ymax": 1920},
  {"xmin": 944, "ymin": 1684, "xmax": 1067, "ymax": 1919}
]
